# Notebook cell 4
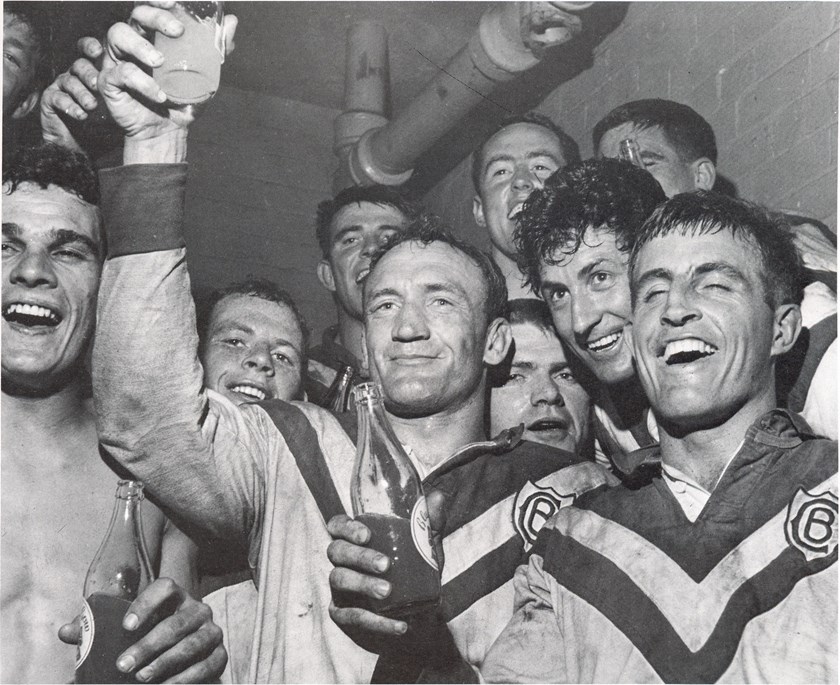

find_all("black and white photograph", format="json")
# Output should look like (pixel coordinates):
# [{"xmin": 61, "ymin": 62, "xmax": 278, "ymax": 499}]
[{"xmin": 2, "ymin": 1, "xmax": 837, "ymax": 683}]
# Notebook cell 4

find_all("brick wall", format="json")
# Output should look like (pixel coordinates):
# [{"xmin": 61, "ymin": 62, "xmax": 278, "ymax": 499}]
[
  {"xmin": 183, "ymin": 86, "xmax": 340, "ymax": 337},
  {"xmin": 425, "ymin": 2, "xmax": 839, "ymax": 238}
]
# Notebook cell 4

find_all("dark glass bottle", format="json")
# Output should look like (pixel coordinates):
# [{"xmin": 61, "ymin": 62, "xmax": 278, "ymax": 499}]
[
  {"xmin": 76, "ymin": 480, "xmax": 155, "ymax": 684},
  {"xmin": 350, "ymin": 382, "xmax": 440, "ymax": 619},
  {"xmin": 325, "ymin": 365, "xmax": 355, "ymax": 413}
]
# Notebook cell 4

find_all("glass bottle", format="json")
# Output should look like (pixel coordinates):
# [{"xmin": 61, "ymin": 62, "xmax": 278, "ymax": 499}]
[
  {"xmin": 76, "ymin": 480, "xmax": 155, "ymax": 684},
  {"xmin": 619, "ymin": 138, "xmax": 645, "ymax": 168},
  {"xmin": 326, "ymin": 365, "xmax": 355, "ymax": 413},
  {"xmin": 350, "ymin": 382, "xmax": 440, "ymax": 619}
]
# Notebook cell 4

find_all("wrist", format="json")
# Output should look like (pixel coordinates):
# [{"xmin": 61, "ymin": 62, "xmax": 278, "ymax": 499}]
[{"xmin": 123, "ymin": 129, "xmax": 188, "ymax": 165}]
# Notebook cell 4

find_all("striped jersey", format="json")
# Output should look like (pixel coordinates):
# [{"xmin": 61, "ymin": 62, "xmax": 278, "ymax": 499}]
[{"xmin": 482, "ymin": 410, "xmax": 838, "ymax": 683}]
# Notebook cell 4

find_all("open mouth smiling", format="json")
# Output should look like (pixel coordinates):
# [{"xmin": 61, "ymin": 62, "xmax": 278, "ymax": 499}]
[
  {"xmin": 3, "ymin": 302, "xmax": 62, "ymax": 328},
  {"xmin": 586, "ymin": 330, "xmax": 622, "ymax": 354},
  {"xmin": 227, "ymin": 382, "xmax": 269, "ymax": 402},
  {"xmin": 659, "ymin": 337, "xmax": 718, "ymax": 365}
]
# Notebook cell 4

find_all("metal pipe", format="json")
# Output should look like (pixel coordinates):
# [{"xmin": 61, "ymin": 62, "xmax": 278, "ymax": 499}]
[{"xmin": 336, "ymin": 2, "xmax": 592, "ymax": 189}]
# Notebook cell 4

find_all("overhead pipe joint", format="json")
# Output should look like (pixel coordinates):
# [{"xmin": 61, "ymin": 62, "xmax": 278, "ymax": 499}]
[{"xmin": 334, "ymin": 2, "xmax": 592, "ymax": 191}]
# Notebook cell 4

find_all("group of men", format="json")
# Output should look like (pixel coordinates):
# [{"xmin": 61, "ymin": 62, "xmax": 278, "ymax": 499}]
[{"xmin": 2, "ymin": 2, "xmax": 836, "ymax": 684}]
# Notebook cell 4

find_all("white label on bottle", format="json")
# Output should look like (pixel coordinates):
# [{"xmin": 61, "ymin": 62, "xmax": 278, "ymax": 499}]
[
  {"xmin": 410, "ymin": 498, "xmax": 439, "ymax": 570},
  {"xmin": 76, "ymin": 597, "xmax": 95, "ymax": 668}
]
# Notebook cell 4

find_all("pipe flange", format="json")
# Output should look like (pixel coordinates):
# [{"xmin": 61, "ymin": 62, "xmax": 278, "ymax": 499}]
[
  {"xmin": 349, "ymin": 128, "xmax": 414, "ymax": 186},
  {"xmin": 334, "ymin": 111, "xmax": 389, "ymax": 154}
]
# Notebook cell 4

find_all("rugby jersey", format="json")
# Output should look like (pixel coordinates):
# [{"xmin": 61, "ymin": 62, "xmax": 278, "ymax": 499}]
[
  {"xmin": 482, "ymin": 410, "xmax": 838, "ymax": 683},
  {"xmin": 93, "ymin": 163, "xmax": 615, "ymax": 682}
]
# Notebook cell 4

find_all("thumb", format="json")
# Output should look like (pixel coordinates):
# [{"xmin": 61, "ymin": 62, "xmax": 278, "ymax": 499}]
[{"xmin": 58, "ymin": 617, "xmax": 82, "ymax": 646}]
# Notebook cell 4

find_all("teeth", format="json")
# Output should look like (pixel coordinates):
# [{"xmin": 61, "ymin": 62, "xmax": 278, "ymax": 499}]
[
  {"xmin": 664, "ymin": 338, "xmax": 716, "ymax": 363},
  {"xmin": 587, "ymin": 331, "xmax": 621, "ymax": 352},
  {"xmin": 4, "ymin": 302, "xmax": 60, "ymax": 323},
  {"xmin": 507, "ymin": 202, "xmax": 525, "ymax": 220},
  {"xmin": 355, "ymin": 269, "xmax": 370, "ymax": 284},
  {"xmin": 231, "ymin": 385, "xmax": 266, "ymax": 401}
]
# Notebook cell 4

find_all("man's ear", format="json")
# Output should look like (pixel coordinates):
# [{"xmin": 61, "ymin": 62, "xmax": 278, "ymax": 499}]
[
  {"xmin": 12, "ymin": 90, "xmax": 39, "ymax": 120},
  {"xmin": 692, "ymin": 158, "xmax": 716, "ymax": 191},
  {"xmin": 483, "ymin": 317, "xmax": 512, "ymax": 366},
  {"xmin": 316, "ymin": 260, "xmax": 337, "ymax": 293},
  {"xmin": 770, "ymin": 303, "xmax": 802, "ymax": 358},
  {"xmin": 473, "ymin": 195, "xmax": 487, "ymax": 228}
]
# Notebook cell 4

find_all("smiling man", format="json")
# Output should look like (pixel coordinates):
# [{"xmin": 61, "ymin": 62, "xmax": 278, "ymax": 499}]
[
  {"xmin": 472, "ymin": 113, "xmax": 579, "ymax": 299},
  {"xmin": 309, "ymin": 186, "xmax": 418, "ymax": 408},
  {"xmin": 1, "ymin": 143, "xmax": 223, "ymax": 684},
  {"xmin": 199, "ymin": 278, "xmax": 308, "ymax": 405},
  {"xmin": 483, "ymin": 191, "xmax": 837, "ymax": 684},
  {"xmin": 516, "ymin": 158, "xmax": 666, "ymax": 468},
  {"xmin": 490, "ymin": 299, "xmax": 592, "ymax": 455}
]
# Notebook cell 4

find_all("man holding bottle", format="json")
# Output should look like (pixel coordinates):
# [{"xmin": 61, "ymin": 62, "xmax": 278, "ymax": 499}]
[{"xmin": 79, "ymin": 5, "xmax": 614, "ymax": 682}]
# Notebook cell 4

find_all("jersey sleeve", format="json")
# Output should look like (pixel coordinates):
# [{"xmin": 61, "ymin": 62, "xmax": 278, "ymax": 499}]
[
  {"xmin": 480, "ymin": 554, "xmax": 567, "ymax": 683},
  {"xmin": 93, "ymin": 163, "xmax": 272, "ymax": 550}
]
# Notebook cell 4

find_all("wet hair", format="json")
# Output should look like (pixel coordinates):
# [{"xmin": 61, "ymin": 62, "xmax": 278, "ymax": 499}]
[
  {"xmin": 315, "ymin": 185, "xmax": 421, "ymax": 258},
  {"xmin": 592, "ymin": 98, "xmax": 718, "ymax": 165},
  {"xmin": 3, "ymin": 142, "xmax": 103, "ymax": 255},
  {"xmin": 506, "ymin": 298, "xmax": 556, "ymax": 332},
  {"xmin": 4, "ymin": 2, "xmax": 54, "ymax": 93},
  {"xmin": 3, "ymin": 141, "xmax": 99, "ymax": 205},
  {"xmin": 629, "ymin": 191, "xmax": 803, "ymax": 310},
  {"xmin": 197, "ymin": 277, "xmax": 311, "ymax": 367},
  {"xmin": 367, "ymin": 213, "xmax": 508, "ymax": 325},
  {"xmin": 471, "ymin": 111, "xmax": 581, "ymax": 191},
  {"xmin": 515, "ymin": 158, "xmax": 666, "ymax": 293}
]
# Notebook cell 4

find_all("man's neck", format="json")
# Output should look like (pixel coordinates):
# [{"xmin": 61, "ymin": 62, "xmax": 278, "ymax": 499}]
[
  {"xmin": 335, "ymin": 309, "xmax": 367, "ymax": 370},
  {"xmin": 657, "ymin": 384, "xmax": 777, "ymax": 492},
  {"xmin": 387, "ymin": 388, "xmax": 487, "ymax": 474},
  {"xmin": 491, "ymin": 248, "xmax": 536, "ymax": 300},
  {"xmin": 2, "ymin": 377, "xmax": 92, "ymax": 449}
]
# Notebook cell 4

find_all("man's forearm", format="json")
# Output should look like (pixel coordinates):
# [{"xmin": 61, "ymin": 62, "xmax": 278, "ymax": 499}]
[{"xmin": 93, "ymin": 163, "xmax": 259, "ymax": 542}]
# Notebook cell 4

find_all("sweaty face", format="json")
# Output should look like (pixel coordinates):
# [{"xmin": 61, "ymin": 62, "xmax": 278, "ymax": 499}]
[
  {"xmin": 365, "ymin": 241, "xmax": 499, "ymax": 418},
  {"xmin": 474, "ymin": 123, "xmax": 566, "ymax": 258},
  {"xmin": 2, "ymin": 183, "xmax": 102, "ymax": 393},
  {"xmin": 539, "ymin": 227, "xmax": 634, "ymax": 386},
  {"xmin": 630, "ymin": 229, "xmax": 781, "ymax": 430},
  {"xmin": 598, "ymin": 123, "xmax": 698, "ymax": 198},
  {"xmin": 490, "ymin": 322, "xmax": 590, "ymax": 453},
  {"xmin": 202, "ymin": 294, "xmax": 305, "ymax": 404},
  {"xmin": 321, "ymin": 202, "xmax": 408, "ymax": 320},
  {"xmin": 3, "ymin": 14, "xmax": 38, "ymax": 119}
]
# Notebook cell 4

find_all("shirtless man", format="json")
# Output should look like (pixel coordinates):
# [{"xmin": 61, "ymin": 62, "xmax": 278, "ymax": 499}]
[{"xmin": 1, "ymin": 142, "xmax": 225, "ymax": 683}]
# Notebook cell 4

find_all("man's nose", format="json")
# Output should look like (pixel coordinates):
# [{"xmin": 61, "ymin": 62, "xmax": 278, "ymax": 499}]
[
  {"xmin": 531, "ymin": 374, "xmax": 565, "ymax": 406},
  {"xmin": 570, "ymin": 290, "xmax": 599, "ymax": 338},
  {"xmin": 661, "ymin": 283, "xmax": 701, "ymax": 327},
  {"xmin": 7, "ymin": 249, "xmax": 58, "ymax": 289},
  {"xmin": 243, "ymin": 344, "xmax": 275, "ymax": 375},
  {"xmin": 512, "ymin": 165, "xmax": 536, "ymax": 192},
  {"xmin": 393, "ymin": 302, "xmax": 430, "ymax": 342}
]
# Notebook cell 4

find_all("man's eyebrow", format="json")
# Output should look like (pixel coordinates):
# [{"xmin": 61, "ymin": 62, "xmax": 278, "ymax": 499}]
[
  {"xmin": 332, "ymin": 225, "xmax": 361, "ymax": 243},
  {"xmin": 367, "ymin": 286, "xmax": 401, "ymax": 301},
  {"xmin": 639, "ymin": 150, "xmax": 666, "ymax": 162},
  {"xmin": 694, "ymin": 261, "xmax": 749, "ymax": 283},
  {"xmin": 511, "ymin": 360, "xmax": 536, "ymax": 370},
  {"xmin": 578, "ymin": 257, "xmax": 614, "ymax": 280},
  {"xmin": 634, "ymin": 267, "xmax": 672, "ymax": 289},
  {"xmin": 50, "ymin": 229, "xmax": 100, "ymax": 257},
  {"xmin": 2, "ymin": 222, "xmax": 22, "ymax": 237},
  {"xmin": 526, "ymin": 150, "xmax": 561, "ymax": 162},
  {"xmin": 424, "ymin": 281, "xmax": 469, "ymax": 300}
]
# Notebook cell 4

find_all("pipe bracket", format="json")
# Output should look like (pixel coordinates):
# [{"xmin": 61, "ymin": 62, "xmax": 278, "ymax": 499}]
[{"xmin": 349, "ymin": 128, "xmax": 414, "ymax": 186}]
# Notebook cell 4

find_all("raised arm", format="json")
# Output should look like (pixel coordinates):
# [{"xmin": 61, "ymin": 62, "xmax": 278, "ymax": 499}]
[{"xmin": 90, "ymin": 4, "xmax": 264, "ymax": 544}]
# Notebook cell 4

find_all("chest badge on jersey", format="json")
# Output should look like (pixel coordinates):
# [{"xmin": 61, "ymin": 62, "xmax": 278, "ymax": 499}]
[
  {"xmin": 785, "ymin": 486, "xmax": 838, "ymax": 562},
  {"xmin": 514, "ymin": 481, "xmax": 575, "ymax": 550}
]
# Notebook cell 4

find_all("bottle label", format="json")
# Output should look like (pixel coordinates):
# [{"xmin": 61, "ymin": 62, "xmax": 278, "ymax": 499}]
[
  {"xmin": 410, "ymin": 498, "xmax": 439, "ymax": 570},
  {"xmin": 76, "ymin": 597, "xmax": 95, "ymax": 668}
]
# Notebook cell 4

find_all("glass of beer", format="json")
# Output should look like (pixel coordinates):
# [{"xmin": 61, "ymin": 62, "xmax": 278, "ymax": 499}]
[{"xmin": 153, "ymin": 1, "xmax": 225, "ymax": 107}]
